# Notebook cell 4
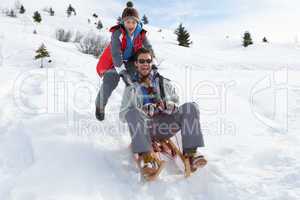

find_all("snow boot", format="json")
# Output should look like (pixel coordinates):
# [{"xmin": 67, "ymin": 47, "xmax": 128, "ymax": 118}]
[
  {"xmin": 184, "ymin": 148, "xmax": 207, "ymax": 173},
  {"xmin": 95, "ymin": 107, "xmax": 105, "ymax": 121},
  {"xmin": 139, "ymin": 152, "xmax": 165, "ymax": 181}
]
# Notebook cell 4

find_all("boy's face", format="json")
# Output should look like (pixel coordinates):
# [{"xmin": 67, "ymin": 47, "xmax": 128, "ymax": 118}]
[
  {"xmin": 135, "ymin": 53, "xmax": 153, "ymax": 77},
  {"xmin": 124, "ymin": 18, "xmax": 137, "ymax": 34}
]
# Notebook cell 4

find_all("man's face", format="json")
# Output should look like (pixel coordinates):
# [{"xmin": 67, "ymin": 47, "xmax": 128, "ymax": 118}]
[
  {"xmin": 124, "ymin": 18, "xmax": 137, "ymax": 34},
  {"xmin": 135, "ymin": 53, "xmax": 152, "ymax": 77}
]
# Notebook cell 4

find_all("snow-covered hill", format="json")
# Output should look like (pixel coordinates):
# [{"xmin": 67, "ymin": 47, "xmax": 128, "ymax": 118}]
[{"xmin": 0, "ymin": 1, "xmax": 300, "ymax": 200}]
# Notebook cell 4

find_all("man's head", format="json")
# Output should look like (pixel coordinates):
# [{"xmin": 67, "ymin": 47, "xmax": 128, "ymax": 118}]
[{"xmin": 134, "ymin": 48, "xmax": 153, "ymax": 77}]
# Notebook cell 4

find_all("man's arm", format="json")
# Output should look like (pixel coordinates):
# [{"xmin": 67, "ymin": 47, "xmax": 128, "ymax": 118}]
[
  {"xmin": 119, "ymin": 85, "xmax": 149, "ymax": 122},
  {"xmin": 119, "ymin": 86, "xmax": 136, "ymax": 122},
  {"xmin": 163, "ymin": 79, "xmax": 179, "ymax": 105}
]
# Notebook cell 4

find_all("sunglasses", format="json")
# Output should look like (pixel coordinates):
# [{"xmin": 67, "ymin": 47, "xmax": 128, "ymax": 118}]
[{"xmin": 137, "ymin": 59, "xmax": 152, "ymax": 64}]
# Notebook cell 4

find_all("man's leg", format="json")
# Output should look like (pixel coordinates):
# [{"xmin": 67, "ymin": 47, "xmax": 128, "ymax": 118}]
[
  {"xmin": 95, "ymin": 69, "xmax": 120, "ymax": 120},
  {"xmin": 125, "ymin": 108, "xmax": 152, "ymax": 154},
  {"xmin": 176, "ymin": 102, "xmax": 207, "ymax": 173},
  {"xmin": 151, "ymin": 103, "xmax": 206, "ymax": 175},
  {"xmin": 177, "ymin": 102, "xmax": 205, "ymax": 152},
  {"xmin": 126, "ymin": 108, "xmax": 166, "ymax": 180}
]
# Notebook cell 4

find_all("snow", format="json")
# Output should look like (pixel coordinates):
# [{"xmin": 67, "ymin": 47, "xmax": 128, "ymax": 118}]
[{"xmin": 0, "ymin": 1, "xmax": 300, "ymax": 200}]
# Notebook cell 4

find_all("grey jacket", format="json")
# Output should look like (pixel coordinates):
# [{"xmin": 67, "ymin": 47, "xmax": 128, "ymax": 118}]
[
  {"xmin": 119, "ymin": 73, "xmax": 179, "ymax": 122},
  {"xmin": 111, "ymin": 28, "xmax": 155, "ymax": 67}
]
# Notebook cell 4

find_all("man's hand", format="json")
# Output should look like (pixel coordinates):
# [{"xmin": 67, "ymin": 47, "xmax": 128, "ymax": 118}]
[
  {"xmin": 156, "ymin": 100, "xmax": 178, "ymax": 115},
  {"xmin": 163, "ymin": 101, "xmax": 178, "ymax": 114},
  {"xmin": 142, "ymin": 103, "xmax": 157, "ymax": 117},
  {"xmin": 156, "ymin": 100, "xmax": 166, "ymax": 112}
]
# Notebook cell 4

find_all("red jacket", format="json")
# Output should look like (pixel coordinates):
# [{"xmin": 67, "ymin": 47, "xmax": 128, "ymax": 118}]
[{"xmin": 96, "ymin": 25, "xmax": 146, "ymax": 77}]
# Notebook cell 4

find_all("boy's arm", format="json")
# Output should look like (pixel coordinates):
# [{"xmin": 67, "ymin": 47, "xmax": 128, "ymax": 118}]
[{"xmin": 111, "ymin": 29, "xmax": 123, "ymax": 67}]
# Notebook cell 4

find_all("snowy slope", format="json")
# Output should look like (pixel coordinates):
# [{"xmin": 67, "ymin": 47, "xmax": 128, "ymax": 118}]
[{"xmin": 1, "ymin": 1, "xmax": 300, "ymax": 200}]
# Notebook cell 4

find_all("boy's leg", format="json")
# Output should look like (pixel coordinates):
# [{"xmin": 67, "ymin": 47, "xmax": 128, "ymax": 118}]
[{"xmin": 95, "ymin": 69, "xmax": 120, "ymax": 117}]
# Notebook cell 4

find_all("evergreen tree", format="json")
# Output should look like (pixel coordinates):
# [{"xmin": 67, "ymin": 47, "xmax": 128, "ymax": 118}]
[
  {"xmin": 19, "ymin": 5, "xmax": 26, "ymax": 14},
  {"xmin": 35, "ymin": 43, "xmax": 50, "ymax": 68},
  {"xmin": 117, "ymin": 16, "xmax": 122, "ymax": 24},
  {"xmin": 175, "ymin": 23, "xmax": 191, "ymax": 47},
  {"xmin": 96, "ymin": 20, "xmax": 103, "ymax": 30},
  {"xmin": 49, "ymin": 7, "xmax": 55, "ymax": 16},
  {"xmin": 67, "ymin": 4, "xmax": 76, "ymax": 17},
  {"xmin": 33, "ymin": 11, "xmax": 42, "ymax": 23},
  {"xmin": 7, "ymin": 9, "xmax": 17, "ymax": 17},
  {"xmin": 67, "ymin": 5, "xmax": 72, "ymax": 17},
  {"xmin": 243, "ymin": 31, "xmax": 253, "ymax": 47},
  {"xmin": 262, "ymin": 37, "xmax": 268, "ymax": 43},
  {"xmin": 142, "ymin": 14, "xmax": 149, "ymax": 24}
]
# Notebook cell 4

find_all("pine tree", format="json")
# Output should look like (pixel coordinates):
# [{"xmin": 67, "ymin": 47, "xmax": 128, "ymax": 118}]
[
  {"xmin": 262, "ymin": 37, "xmax": 268, "ymax": 43},
  {"xmin": 96, "ymin": 20, "xmax": 103, "ymax": 30},
  {"xmin": 35, "ymin": 43, "xmax": 50, "ymax": 68},
  {"xmin": 19, "ymin": 5, "xmax": 26, "ymax": 14},
  {"xmin": 243, "ymin": 31, "xmax": 253, "ymax": 47},
  {"xmin": 7, "ymin": 9, "xmax": 17, "ymax": 17},
  {"xmin": 33, "ymin": 11, "xmax": 42, "ymax": 23},
  {"xmin": 49, "ymin": 7, "xmax": 55, "ymax": 16},
  {"xmin": 117, "ymin": 16, "xmax": 122, "ymax": 24},
  {"xmin": 67, "ymin": 4, "xmax": 76, "ymax": 17},
  {"xmin": 67, "ymin": 4, "xmax": 73, "ymax": 17},
  {"xmin": 175, "ymin": 23, "xmax": 191, "ymax": 47},
  {"xmin": 142, "ymin": 14, "xmax": 149, "ymax": 24}
]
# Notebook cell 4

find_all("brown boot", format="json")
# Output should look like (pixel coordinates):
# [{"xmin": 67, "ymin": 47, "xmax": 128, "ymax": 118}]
[
  {"xmin": 184, "ymin": 149, "xmax": 207, "ymax": 173},
  {"xmin": 139, "ymin": 152, "xmax": 165, "ymax": 181}
]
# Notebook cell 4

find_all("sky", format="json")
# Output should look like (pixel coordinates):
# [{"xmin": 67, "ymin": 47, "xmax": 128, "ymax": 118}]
[
  {"xmin": 1, "ymin": 0, "xmax": 300, "ymax": 42},
  {"xmin": 116, "ymin": 0, "xmax": 300, "ymax": 42}
]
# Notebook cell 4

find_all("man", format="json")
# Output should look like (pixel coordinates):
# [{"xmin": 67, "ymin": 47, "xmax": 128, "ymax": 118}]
[
  {"xmin": 95, "ymin": 2, "xmax": 155, "ymax": 121},
  {"xmin": 120, "ymin": 48, "xmax": 207, "ymax": 180}
]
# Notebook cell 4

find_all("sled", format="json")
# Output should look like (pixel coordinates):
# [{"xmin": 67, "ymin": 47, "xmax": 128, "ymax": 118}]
[
  {"xmin": 132, "ymin": 138, "xmax": 206, "ymax": 181},
  {"xmin": 152, "ymin": 138, "xmax": 192, "ymax": 177}
]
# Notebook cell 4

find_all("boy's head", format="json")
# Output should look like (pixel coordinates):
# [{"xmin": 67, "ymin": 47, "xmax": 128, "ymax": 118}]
[
  {"xmin": 134, "ymin": 48, "xmax": 153, "ymax": 77},
  {"xmin": 122, "ymin": 2, "xmax": 139, "ymax": 33}
]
